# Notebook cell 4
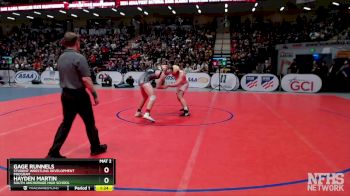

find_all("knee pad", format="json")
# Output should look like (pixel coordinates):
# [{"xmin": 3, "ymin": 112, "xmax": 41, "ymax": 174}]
[{"xmin": 150, "ymin": 95, "xmax": 156, "ymax": 101}]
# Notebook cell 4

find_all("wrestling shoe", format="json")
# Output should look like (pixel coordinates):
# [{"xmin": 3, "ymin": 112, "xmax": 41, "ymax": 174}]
[
  {"xmin": 180, "ymin": 110, "xmax": 190, "ymax": 117},
  {"xmin": 135, "ymin": 111, "xmax": 143, "ymax": 117},
  {"xmin": 143, "ymin": 113, "xmax": 155, "ymax": 122}
]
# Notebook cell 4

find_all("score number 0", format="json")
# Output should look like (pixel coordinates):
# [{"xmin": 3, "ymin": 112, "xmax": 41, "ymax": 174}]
[{"xmin": 103, "ymin": 166, "xmax": 109, "ymax": 183}]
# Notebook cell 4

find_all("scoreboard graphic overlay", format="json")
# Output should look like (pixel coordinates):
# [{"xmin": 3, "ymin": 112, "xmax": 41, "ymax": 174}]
[{"xmin": 7, "ymin": 159, "xmax": 116, "ymax": 191}]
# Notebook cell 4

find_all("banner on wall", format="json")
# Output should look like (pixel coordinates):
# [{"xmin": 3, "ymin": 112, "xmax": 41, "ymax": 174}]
[
  {"xmin": 122, "ymin": 72, "xmax": 210, "ymax": 88},
  {"xmin": 163, "ymin": 73, "xmax": 211, "ymax": 88},
  {"xmin": 15, "ymin": 70, "xmax": 40, "ymax": 84},
  {"xmin": 96, "ymin": 71, "xmax": 123, "ymax": 85},
  {"xmin": 164, "ymin": 75, "xmax": 176, "ymax": 85},
  {"xmin": 210, "ymin": 73, "xmax": 238, "ymax": 91},
  {"xmin": 119, "ymin": 0, "xmax": 255, "ymax": 6},
  {"xmin": 241, "ymin": 74, "xmax": 279, "ymax": 92},
  {"xmin": 233, "ymin": 76, "xmax": 240, "ymax": 90},
  {"xmin": 281, "ymin": 74, "xmax": 322, "ymax": 93},
  {"xmin": 124, "ymin": 72, "xmax": 145, "ymax": 86},
  {"xmin": 0, "ymin": 70, "xmax": 16, "ymax": 83},
  {"xmin": 40, "ymin": 71, "xmax": 59, "ymax": 85},
  {"xmin": 186, "ymin": 73, "xmax": 210, "ymax": 88}
]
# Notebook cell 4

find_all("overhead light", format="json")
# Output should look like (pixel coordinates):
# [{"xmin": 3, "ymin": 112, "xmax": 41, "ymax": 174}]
[
  {"xmin": 332, "ymin": 2, "xmax": 340, "ymax": 6},
  {"xmin": 280, "ymin": 6, "xmax": 285, "ymax": 11},
  {"xmin": 137, "ymin": 7, "xmax": 142, "ymax": 11},
  {"xmin": 225, "ymin": 8, "xmax": 228, "ymax": 13},
  {"xmin": 34, "ymin": 11, "xmax": 41, "ymax": 15},
  {"xmin": 225, "ymin": 4, "xmax": 228, "ymax": 8},
  {"xmin": 303, "ymin": 7, "xmax": 311, "ymax": 11},
  {"xmin": 12, "ymin": 12, "xmax": 20, "ymax": 16},
  {"xmin": 196, "ymin": 5, "xmax": 199, "ymax": 9},
  {"xmin": 93, "ymin": 13, "xmax": 99, "ymax": 17},
  {"xmin": 254, "ymin": 2, "xmax": 258, "ymax": 7},
  {"xmin": 59, "ymin": 10, "xmax": 67, "ymax": 14},
  {"xmin": 120, "ymin": 12, "xmax": 125, "ymax": 16},
  {"xmin": 252, "ymin": 7, "xmax": 256, "ymax": 12},
  {"xmin": 71, "ymin": 14, "xmax": 78, "ymax": 18},
  {"xmin": 172, "ymin": 10, "xmax": 176, "ymax": 14},
  {"xmin": 26, "ymin": 16, "xmax": 34, "ymax": 19},
  {"xmin": 144, "ymin": 11, "xmax": 148, "ymax": 15},
  {"xmin": 112, "ymin": 8, "xmax": 117, "ymax": 12},
  {"xmin": 198, "ymin": 9, "xmax": 201, "ymax": 14},
  {"xmin": 168, "ymin": 6, "xmax": 172, "ymax": 10},
  {"xmin": 47, "ymin": 15, "xmax": 54, "ymax": 18},
  {"xmin": 83, "ymin": 9, "xmax": 89, "ymax": 13},
  {"xmin": 7, "ymin": 17, "xmax": 15, "ymax": 20}
]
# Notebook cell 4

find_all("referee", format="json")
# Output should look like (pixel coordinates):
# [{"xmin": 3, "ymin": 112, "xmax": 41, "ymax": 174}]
[{"xmin": 47, "ymin": 32, "xmax": 107, "ymax": 158}]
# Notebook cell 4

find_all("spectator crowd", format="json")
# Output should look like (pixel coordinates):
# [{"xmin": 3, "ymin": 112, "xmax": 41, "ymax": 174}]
[
  {"xmin": 0, "ymin": 7, "xmax": 349, "ymax": 87},
  {"xmin": 230, "ymin": 9, "xmax": 349, "ymax": 74}
]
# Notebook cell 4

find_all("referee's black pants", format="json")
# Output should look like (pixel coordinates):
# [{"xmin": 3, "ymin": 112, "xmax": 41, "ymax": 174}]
[{"xmin": 48, "ymin": 88, "xmax": 101, "ymax": 155}]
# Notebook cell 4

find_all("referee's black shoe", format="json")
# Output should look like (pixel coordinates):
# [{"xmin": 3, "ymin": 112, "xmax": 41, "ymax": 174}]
[
  {"xmin": 46, "ymin": 153, "xmax": 67, "ymax": 159},
  {"xmin": 91, "ymin": 144, "xmax": 108, "ymax": 156}
]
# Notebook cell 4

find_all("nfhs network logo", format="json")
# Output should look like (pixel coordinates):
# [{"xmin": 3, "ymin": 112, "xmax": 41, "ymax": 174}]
[{"xmin": 307, "ymin": 173, "xmax": 344, "ymax": 192}]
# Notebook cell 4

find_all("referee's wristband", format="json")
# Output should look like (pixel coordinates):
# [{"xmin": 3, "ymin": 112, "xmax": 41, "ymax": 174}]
[{"xmin": 92, "ymin": 91, "xmax": 98, "ymax": 99}]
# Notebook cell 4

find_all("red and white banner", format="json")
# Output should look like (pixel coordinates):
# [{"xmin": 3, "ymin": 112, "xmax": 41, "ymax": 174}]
[
  {"xmin": 0, "ymin": 0, "xmax": 255, "ymax": 12},
  {"xmin": 241, "ymin": 74, "xmax": 279, "ymax": 92},
  {"xmin": 281, "ymin": 74, "xmax": 322, "ymax": 93},
  {"xmin": 120, "ymin": 0, "xmax": 255, "ymax": 6},
  {"xmin": 0, "ymin": 2, "xmax": 114, "ymax": 12}
]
